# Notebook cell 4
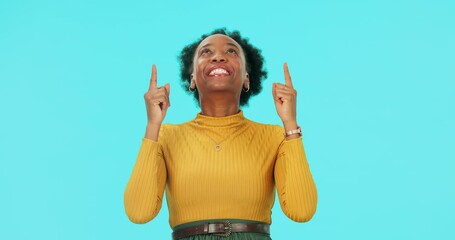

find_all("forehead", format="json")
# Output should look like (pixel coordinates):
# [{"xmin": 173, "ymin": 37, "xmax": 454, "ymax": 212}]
[{"xmin": 197, "ymin": 34, "xmax": 242, "ymax": 50}]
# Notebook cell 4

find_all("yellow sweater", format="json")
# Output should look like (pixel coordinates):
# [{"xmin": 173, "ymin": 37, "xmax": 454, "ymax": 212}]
[{"xmin": 124, "ymin": 110, "xmax": 317, "ymax": 228}]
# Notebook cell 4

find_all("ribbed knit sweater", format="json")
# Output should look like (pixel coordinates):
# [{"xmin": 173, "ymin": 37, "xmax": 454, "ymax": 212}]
[{"xmin": 124, "ymin": 110, "xmax": 317, "ymax": 228}]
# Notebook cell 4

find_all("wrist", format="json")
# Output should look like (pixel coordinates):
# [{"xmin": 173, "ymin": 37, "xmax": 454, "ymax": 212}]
[
  {"xmin": 147, "ymin": 121, "xmax": 162, "ymax": 128},
  {"xmin": 282, "ymin": 120, "xmax": 298, "ymax": 131},
  {"xmin": 145, "ymin": 122, "xmax": 161, "ymax": 141}
]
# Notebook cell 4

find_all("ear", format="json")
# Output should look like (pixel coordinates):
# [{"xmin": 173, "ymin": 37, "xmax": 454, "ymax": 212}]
[
  {"xmin": 244, "ymin": 73, "xmax": 250, "ymax": 88},
  {"xmin": 190, "ymin": 74, "xmax": 195, "ymax": 87}
]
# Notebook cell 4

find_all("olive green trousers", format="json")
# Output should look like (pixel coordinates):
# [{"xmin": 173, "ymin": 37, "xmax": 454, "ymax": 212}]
[{"xmin": 172, "ymin": 219, "xmax": 272, "ymax": 240}]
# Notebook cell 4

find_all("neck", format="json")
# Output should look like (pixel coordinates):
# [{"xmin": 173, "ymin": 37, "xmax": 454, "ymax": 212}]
[{"xmin": 199, "ymin": 94, "xmax": 240, "ymax": 117}]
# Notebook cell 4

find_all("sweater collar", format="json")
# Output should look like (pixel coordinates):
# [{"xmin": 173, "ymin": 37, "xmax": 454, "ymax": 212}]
[{"xmin": 193, "ymin": 110, "xmax": 246, "ymax": 127}]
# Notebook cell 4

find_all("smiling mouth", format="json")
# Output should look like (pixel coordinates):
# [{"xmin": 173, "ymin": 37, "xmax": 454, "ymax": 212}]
[{"xmin": 208, "ymin": 68, "xmax": 230, "ymax": 77}]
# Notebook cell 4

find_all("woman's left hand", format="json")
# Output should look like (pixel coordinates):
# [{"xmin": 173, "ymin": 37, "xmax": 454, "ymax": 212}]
[{"xmin": 272, "ymin": 62, "xmax": 298, "ymax": 126}]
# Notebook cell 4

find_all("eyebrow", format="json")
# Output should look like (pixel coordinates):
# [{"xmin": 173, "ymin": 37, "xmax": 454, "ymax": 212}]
[{"xmin": 200, "ymin": 42, "xmax": 241, "ymax": 50}]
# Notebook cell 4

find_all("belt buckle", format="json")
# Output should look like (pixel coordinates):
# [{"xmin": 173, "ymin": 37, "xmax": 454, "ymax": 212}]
[{"xmin": 213, "ymin": 220, "xmax": 232, "ymax": 237}]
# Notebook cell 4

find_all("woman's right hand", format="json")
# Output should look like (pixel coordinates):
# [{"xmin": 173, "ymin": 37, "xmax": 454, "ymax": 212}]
[{"xmin": 144, "ymin": 64, "xmax": 171, "ymax": 126}]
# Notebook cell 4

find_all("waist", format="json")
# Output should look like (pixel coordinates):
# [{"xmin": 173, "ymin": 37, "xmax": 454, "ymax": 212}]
[{"xmin": 172, "ymin": 218, "xmax": 270, "ymax": 239}]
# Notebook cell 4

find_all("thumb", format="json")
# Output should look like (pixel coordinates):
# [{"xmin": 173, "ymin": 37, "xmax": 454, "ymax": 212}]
[
  {"xmin": 165, "ymin": 83, "xmax": 171, "ymax": 107},
  {"xmin": 165, "ymin": 83, "xmax": 170, "ymax": 94},
  {"xmin": 272, "ymin": 83, "xmax": 278, "ymax": 101}
]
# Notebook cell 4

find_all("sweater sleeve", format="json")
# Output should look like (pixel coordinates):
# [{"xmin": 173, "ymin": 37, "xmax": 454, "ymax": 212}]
[
  {"xmin": 124, "ymin": 136, "xmax": 167, "ymax": 224},
  {"xmin": 274, "ymin": 135, "xmax": 318, "ymax": 222}
]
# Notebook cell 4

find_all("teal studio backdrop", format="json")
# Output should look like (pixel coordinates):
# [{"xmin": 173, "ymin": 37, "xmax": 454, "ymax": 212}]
[{"xmin": 0, "ymin": 0, "xmax": 454, "ymax": 239}]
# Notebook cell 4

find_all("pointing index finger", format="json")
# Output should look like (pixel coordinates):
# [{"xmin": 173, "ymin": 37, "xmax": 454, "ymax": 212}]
[
  {"xmin": 149, "ymin": 64, "xmax": 157, "ymax": 91},
  {"xmin": 283, "ymin": 62, "xmax": 294, "ymax": 88}
]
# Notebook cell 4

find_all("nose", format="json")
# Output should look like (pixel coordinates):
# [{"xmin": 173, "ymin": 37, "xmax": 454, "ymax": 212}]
[{"xmin": 211, "ymin": 52, "xmax": 227, "ymax": 63}]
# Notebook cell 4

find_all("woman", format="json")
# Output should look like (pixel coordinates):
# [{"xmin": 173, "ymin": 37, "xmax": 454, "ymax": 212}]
[{"xmin": 124, "ymin": 28, "xmax": 318, "ymax": 240}]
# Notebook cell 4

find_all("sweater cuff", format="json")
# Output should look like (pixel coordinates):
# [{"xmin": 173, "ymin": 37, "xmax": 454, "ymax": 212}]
[
  {"xmin": 281, "ymin": 137, "xmax": 305, "ymax": 158},
  {"xmin": 142, "ymin": 137, "xmax": 159, "ymax": 144},
  {"xmin": 283, "ymin": 136, "xmax": 303, "ymax": 144},
  {"xmin": 139, "ymin": 137, "xmax": 162, "ymax": 158}
]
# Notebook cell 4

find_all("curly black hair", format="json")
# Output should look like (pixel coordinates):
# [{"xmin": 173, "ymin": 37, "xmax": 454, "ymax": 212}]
[{"xmin": 178, "ymin": 28, "xmax": 267, "ymax": 106}]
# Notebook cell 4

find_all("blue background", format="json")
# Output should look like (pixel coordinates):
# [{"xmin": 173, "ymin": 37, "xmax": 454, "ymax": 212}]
[{"xmin": 1, "ymin": 0, "xmax": 454, "ymax": 239}]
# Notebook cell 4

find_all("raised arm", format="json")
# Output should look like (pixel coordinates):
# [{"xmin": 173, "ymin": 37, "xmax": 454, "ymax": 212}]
[
  {"xmin": 124, "ymin": 64, "xmax": 170, "ymax": 223},
  {"xmin": 272, "ymin": 63, "xmax": 317, "ymax": 221}
]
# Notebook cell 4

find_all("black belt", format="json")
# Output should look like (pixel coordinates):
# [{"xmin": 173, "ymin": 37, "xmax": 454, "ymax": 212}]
[{"xmin": 172, "ymin": 220, "xmax": 270, "ymax": 239}]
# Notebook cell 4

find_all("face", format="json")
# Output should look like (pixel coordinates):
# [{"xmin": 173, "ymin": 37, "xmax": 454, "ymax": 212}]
[{"xmin": 191, "ymin": 34, "xmax": 249, "ymax": 97}]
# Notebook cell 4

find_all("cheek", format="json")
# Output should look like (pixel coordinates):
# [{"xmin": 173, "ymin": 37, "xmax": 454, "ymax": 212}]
[
  {"xmin": 236, "ymin": 61, "xmax": 247, "ymax": 76},
  {"xmin": 195, "ymin": 67, "xmax": 204, "ymax": 79},
  {"xmin": 194, "ymin": 58, "xmax": 207, "ymax": 76},
  {"xmin": 233, "ymin": 55, "xmax": 246, "ymax": 70}
]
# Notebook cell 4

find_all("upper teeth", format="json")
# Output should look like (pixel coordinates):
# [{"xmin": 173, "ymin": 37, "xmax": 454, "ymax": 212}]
[{"xmin": 209, "ymin": 68, "xmax": 229, "ymax": 75}]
